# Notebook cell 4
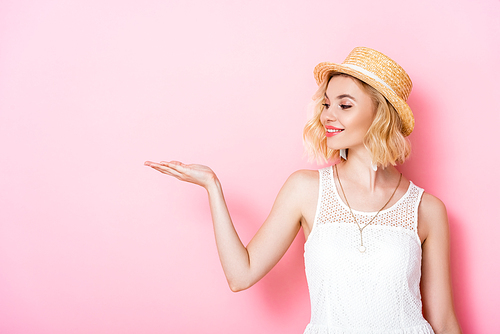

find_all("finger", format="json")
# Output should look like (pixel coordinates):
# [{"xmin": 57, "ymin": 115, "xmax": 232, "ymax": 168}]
[
  {"xmin": 150, "ymin": 165, "xmax": 181, "ymax": 178},
  {"xmin": 146, "ymin": 161, "xmax": 164, "ymax": 168},
  {"xmin": 160, "ymin": 164, "xmax": 185, "ymax": 177},
  {"xmin": 161, "ymin": 160, "xmax": 184, "ymax": 167},
  {"xmin": 161, "ymin": 161, "xmax": 187, "ymax": 173},
  {"xmin": 149, "ymin": 163, "xmax": 172, "ymax": 172}
]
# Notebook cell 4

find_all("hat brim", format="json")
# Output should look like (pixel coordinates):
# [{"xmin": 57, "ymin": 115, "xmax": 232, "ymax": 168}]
[{"xmin": 314, "ymin": 62, "xmax": 414, "ymax": 137}]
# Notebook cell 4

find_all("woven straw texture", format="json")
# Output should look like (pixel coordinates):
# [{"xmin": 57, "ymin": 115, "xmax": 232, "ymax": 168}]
[{"xmin": 313, "ymin": 47, "xmax": 414, "ymax": 136}]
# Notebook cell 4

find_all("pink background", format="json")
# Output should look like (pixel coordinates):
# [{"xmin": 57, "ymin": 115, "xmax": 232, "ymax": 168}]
[{"xmin": 1, "ymin": 0, "xmax": 499, "ymax": 333}]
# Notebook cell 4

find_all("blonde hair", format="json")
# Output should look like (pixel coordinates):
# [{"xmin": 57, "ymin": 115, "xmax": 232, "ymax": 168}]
[{"xmin": 303, "ymin": 74, "xmax": 411, "ymax": 167}]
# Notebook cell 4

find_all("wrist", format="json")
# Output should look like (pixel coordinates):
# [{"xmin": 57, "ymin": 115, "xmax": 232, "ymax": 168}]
[{"xmin": 205, "ymin": 176, "xmax": 221, "ymax": 194}]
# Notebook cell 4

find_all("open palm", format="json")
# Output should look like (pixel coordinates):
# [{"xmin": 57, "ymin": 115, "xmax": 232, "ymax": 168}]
[{"xmin": 144, "ymin": 160, "xmax": 217, "ymax": 189}]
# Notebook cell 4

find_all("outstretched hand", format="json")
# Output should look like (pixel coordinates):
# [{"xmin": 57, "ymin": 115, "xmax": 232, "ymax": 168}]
[{"xmin": 144, "ymin": 160, "xmax": 218, "ymax": 189}]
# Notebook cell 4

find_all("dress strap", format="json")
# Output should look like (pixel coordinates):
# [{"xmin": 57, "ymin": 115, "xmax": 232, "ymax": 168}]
[
  {"xmin": 307, "ymin": 167, "xmax": 334, "ymax": 243},
  {"xmin": 411, "ymin": 184, "xmax": 425, "ymax": 241},
  {"xmin": 313, "ymin": 166, "xmax": 337, "ymax": 226}
]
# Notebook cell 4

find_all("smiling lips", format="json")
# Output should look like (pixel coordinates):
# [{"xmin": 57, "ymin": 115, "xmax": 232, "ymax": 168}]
[{"xmin": 325, "ymin": 126, "xmax": 344, "ymax": 137}]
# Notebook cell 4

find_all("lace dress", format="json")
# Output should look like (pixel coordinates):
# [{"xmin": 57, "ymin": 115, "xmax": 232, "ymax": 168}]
[{"xmin": 303, "ymin": 167, "xmax": 434, "ymax": 334}]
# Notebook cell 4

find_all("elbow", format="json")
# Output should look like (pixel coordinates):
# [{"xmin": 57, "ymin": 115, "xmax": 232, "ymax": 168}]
[
  {"xmin": 228, "ymin": 279, "xmax": 252, "ymax": 293},
  {"xmin": 229, "ymin": 285, "xmax": 245, "ymax": 293},
  {"xmin": 228, "ymin": 282, "xmax": 249, "ymax": 293}
]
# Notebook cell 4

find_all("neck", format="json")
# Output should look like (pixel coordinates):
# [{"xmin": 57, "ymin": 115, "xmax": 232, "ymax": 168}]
[{"xmin": 338, "ymin": 148, "xmax": 399, "ymax": 192}]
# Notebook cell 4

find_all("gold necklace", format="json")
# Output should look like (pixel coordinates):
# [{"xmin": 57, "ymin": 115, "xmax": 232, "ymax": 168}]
[{"xmin": 334, "ymin": 164, "xmax": 402, "ymax": 253}]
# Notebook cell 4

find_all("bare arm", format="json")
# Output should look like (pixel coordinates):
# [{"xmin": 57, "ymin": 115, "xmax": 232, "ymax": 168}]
[
  {"xmin": 419, "ymin": 193, "xmax": 462, "ymax": 334},
  {"xmin": 145, "ymin": 161, "xmax": 316, "ymax": 291}
]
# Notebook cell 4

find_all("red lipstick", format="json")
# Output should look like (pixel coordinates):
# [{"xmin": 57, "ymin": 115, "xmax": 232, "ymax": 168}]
[{"xmin": 325, "ymin": 126, "xmax": 344, "ymax": 137}]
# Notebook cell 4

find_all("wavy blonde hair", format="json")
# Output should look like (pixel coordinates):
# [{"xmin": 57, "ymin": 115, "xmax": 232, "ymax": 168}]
[{"xmin": 303, "ymin": 73, "xmax": 411, "ymax": 167}]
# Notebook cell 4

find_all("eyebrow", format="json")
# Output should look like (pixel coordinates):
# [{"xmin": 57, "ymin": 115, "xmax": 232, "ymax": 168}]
[{"xmin": 324, "ymin": 93, "xmax": 357, "ymax": 101}]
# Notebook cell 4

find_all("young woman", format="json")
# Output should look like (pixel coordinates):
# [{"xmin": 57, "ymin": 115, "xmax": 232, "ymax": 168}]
[{"xmin": 145, "ymin": 47, "xmax": 461, "ymax": 334}]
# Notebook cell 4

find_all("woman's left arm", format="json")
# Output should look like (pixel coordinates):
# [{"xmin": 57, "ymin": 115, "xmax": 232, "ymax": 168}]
[{"xmin": 419, "ymin": 193, "xmax": 462, "ymax": 334}]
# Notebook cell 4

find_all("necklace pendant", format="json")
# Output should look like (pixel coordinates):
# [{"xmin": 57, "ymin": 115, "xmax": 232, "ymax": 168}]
[{"xmin": 359, "ymin": 245, "xmax": 366, "ymax": 253}]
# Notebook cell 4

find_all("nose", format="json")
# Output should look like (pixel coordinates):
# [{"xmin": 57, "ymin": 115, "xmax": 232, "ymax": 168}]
[{"xmin": 322, "ymin": 105, "xmax": 337, "ymax": 123}]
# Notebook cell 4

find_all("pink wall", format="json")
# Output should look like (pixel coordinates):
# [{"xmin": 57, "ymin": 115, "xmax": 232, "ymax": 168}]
[{"xmin": 1, "ymin": 0, "xmax": 499, "ymax": 333}]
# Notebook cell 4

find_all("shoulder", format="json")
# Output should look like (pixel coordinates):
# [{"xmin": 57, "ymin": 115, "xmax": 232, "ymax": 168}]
[
  {"xmin": 279, "ymin": 169, "xmax": 319, "ymax": 201},
  {"xmin": 287, "ymin": 169, "xmax": 319, "ymax": 184},
  {"xmin": 284, "ymin": 170, "xmax": 320, "ymax": 233},
  {"xmin": 418, "ymin": 191, "xmax": 449, "ymax": 242},
  {"xmin": 419, "ymin": 192, "xmax": 447, "ymax": 219}
]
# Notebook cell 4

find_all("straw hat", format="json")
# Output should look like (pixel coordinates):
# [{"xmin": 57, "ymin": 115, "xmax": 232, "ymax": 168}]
[{"xmin": 313, "ymin": 47, "xmax": 414, "ymax": 136}]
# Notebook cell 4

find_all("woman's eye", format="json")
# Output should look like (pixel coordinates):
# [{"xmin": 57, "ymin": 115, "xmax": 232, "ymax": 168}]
[
  {"xmin": 339, "ymin": 104, "xmax": 352, "ymax": 110},
  {"xmin": 322, "ymin": 103, "xmax": 330, "ymax": 109}
]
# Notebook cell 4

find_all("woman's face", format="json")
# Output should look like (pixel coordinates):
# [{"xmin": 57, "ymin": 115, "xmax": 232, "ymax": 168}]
[{"xmin": 320, "ymin": 75, "xmax": 376, "ymax": 151}]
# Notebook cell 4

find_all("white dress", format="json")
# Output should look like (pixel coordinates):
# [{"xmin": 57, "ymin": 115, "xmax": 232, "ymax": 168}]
[{"xmin": 303, "ymin": 166, "xmax": 435, "ymax": 334}]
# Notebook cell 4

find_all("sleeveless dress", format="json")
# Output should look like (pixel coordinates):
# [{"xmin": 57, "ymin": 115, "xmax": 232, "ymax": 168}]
[{"xmin": 303, "ymin": 166, "xmax": 435, "ymax": 334}]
